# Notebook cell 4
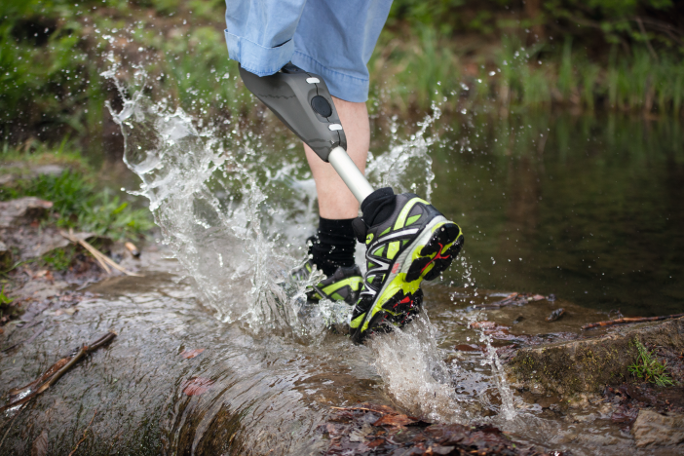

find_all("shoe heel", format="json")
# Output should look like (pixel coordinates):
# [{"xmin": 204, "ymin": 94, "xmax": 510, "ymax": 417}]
[{"xmin": 406, "ymin": 222, "xmax": 464, "ymax": 282}]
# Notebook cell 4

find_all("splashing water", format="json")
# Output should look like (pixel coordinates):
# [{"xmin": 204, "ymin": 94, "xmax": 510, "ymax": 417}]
[
  {"xmin": 103, "ymin": 56, "xmax": 479, "ymax": 425},
  {"xmin": 104, "ymin": 62, "xmax": 444, "ymax": 339},
  {"xmin": 463, "ymin": 310, "xmax": 517, "ymax": 421},
  {"xmin": 370, "ymin": 311, "xmax": 463, "ymax": 423},
  {"xmin": 366, "ymin": 106, "xmax": 440, "ymax": 200},
  {"xmin": 105, "ymin": 63, "xmax": 319, "ymax": 331}
]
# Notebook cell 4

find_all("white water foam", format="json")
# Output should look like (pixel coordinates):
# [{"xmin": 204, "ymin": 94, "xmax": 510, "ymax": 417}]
[
  {"xmin": 105, "ymin": 62, "xmax": 319, "ymax": 332},
  {"xmin": 369, "ymin": 310, "xmax": 464, "ymax": 423},
  {"xmin": 366, "ymin": 106, "xmax": 440, "ymax": 200}
]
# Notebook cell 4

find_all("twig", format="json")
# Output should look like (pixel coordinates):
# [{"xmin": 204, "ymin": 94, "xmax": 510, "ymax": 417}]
[
  {"xmin": 582, "ymin": 314, "xmax": 684, "ymax": 330},
  {"xmin": 330, "ymin": 406, "xmax": 387, "ymax": 414},
  {"xmin": 68, "ymin": 409, "xmax": 98, "ymax": 456},
  {"xmin": 0, "ymin": 332, "xmax": 117, "ymax": 413},
  {"xmin": 0, "ymin": 414, "xmax": 18, "ymax": 452},
  {"xmin": 59, "ymin": 230, "xmax": 143, "ymax": 277}
]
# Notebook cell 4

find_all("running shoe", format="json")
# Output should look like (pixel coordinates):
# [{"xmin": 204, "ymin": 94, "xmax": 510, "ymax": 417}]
[
  {"xmin": 293, "ymin": 259, "xmax": 363, "ymax": 306},
  {"xmin": 349, "ymin": 193, "xmax": 464, "ymax": 343}
]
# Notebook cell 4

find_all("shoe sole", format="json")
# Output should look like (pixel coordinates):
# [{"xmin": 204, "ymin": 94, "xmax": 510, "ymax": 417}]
[{"xmin": 358, "ymin": 216, "xmax": 464, "ymax": 336}]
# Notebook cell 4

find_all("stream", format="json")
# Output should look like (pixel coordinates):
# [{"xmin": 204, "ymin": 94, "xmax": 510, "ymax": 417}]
[{"xmin": 0, "ymin": 65, "xmax": 682, "ymax": 455}]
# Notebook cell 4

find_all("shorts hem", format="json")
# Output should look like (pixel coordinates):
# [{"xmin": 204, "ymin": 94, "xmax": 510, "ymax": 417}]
[
  {"xmin": 224, "ymin": 30, "xmax": 294, "ymax": 77},
  {"xmin": 292, "ymin": 51, "xmax": 370, "ymax": 103}
]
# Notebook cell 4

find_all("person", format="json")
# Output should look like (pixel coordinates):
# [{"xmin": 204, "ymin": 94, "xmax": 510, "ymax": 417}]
[{"xmin": 223, "ymin": 0, "xmax": 464, "ymax": 342}]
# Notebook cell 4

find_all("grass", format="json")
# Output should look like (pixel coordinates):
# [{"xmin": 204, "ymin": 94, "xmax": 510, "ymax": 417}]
[
  {"xmin": 0, "ymin": 149, "xmax": 154, "ymax": 241},
  {"xmin": 370, "ymin": 30, "xmax": 684, "ymax": 115},
  {"xmin": 0, "ymin": 286, "xmax": 12, "ymax": 305},
  {"xmin": 41, "ymin": 246, "xmax": 78, "ymax": 271},
  {"xmin": 2, "ymin": 0, "xmax": 683, "ymax": 151},
  {"xmin": 629, "ymin": 339, "xmax": 677, "ymax": 387}
]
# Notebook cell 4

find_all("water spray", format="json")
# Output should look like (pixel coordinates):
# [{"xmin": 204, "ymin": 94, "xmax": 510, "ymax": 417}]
[{"xmin": 239, "ymin": 63, "xmax": 374, "ymax": 203}]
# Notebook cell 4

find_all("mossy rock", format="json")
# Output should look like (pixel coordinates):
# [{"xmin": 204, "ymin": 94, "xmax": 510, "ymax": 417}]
[{"xmin": 507, "ymin": 317, "xmax": 684, "ymax": 397}]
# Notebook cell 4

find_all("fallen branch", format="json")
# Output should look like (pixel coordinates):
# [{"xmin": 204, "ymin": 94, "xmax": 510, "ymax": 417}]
[
  {"xmin": 330, "ymin": 406, "xmax": 387, "ymax": 414},
  {"xmin": 470, "ymin": 292, "xmax": 548, "ymax": 310},
  {"xmin": 59, "ymin": 229, "xmax": 143, "ymax": 277},
  {"xmin": 582, "ymin": 314, "xmax": 684, "ymax": 330},
  {"xmin": 0, "ymin": 332, "xmax": 117, "ymax": 414},
  {"xmin": 68, "ymin": 409, "xmax": 98, "ymax": 456}
]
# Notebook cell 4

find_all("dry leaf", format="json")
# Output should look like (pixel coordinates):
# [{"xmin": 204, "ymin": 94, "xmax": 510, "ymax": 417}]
[
  {"xmin": 469, "ymin": 321, "xmax": 497, "ymax": 329},
  {"xmin": 372, "ymin": 413, "xmax": 417, "ymax": 427},
  {"xmin": 180, "ymin": 348, "xmax": 205, "ymax": 359},
  {"xmin": 31, "ymin": 430, "xmax": 48, "ymax": 456},
  {"xmin": 55, "ymin": 307, "xmax": 78, "ymax": 316},
  {"xmin": 181, "ymin": 377, "xmax": 214, "ymax": 396}
]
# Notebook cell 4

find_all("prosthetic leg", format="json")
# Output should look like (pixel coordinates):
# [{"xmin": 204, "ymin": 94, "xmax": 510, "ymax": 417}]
[
  {"xmin": 241, "ymin": 63, "xmax": 464, "ymax": 342},
  {"xmin": 239, "ymin": 63, "xmax": 374, "ymax": 203}
]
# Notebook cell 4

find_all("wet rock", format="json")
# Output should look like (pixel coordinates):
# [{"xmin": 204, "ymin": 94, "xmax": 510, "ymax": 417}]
[
  {"xmin": 12, "ymin": 278, "xmax": 69, "ymax": 302},
  {"xmin": 507, "ymin": 317, "xmax": 684, "ymax": 396},
  {"xmin": 632, "ymin": 409, "xmax": 684, "ymax": 447},
  {"xmin": 0, "ymin": 225, "xmax": 69, "ymax": 260},
  {"xmin": 546, "ymin": 308, "xmax": 565, "ymax": 322},
  {"xmin": 0, "ymin": 163, "xmax": 65, "ymax": 187},
  {"xmin": 0, "ymin": 197, "xmax": 53, "ymax": 228}
]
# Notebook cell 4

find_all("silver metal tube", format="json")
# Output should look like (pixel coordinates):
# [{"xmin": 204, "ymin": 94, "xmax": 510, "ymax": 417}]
[{"xmin": 327, "ymin": 146, "xmax": 374, "ymax": 203}]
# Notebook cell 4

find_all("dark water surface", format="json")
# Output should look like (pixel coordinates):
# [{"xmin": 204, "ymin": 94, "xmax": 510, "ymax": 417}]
[{"xmin": 425, "ymin": 113, "xmax": 684, "ymax": 316}]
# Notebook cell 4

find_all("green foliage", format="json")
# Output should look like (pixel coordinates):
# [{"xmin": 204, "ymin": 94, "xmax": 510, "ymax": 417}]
[
  {"xmin": 41, "ymin": 247, "xmax": 77, "ymax": 271},
  {"xmin": 388, "ymin": 0, "xmax": 681, "ymax": 52},
  {"xmin": 0, "ymin": 285, "xmax": 13, "ymax": 305},
  {"xmin": 370, "ymin": 28, "xmax": 684, "ymax": 114},
  {"xmin": 0, "ymin": 157, "xmax": 154, "ymax": 241},
  {"xmin": 629, "ymin": 339, "xmax": 676, "ymax": 387},
  {"xmin": 541, "ymin": 0, "xmax": 678, "ymax": 48},
  {"xmin": 0, "ymin": 0, "xmax": 248, "ymax": 145},
  {"xmin": 1, "ymin": 0, "xmax": 683, "ymax": 147}
]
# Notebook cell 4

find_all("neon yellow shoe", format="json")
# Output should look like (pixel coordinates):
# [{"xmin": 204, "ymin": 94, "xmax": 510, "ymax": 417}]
[
  {"xmin": 349, "ymin": 193, "xmax": 464, "ymax": 343},
  {"xmin": 294, "ymin": 260, "xmax": 363, "ymax": 305}
]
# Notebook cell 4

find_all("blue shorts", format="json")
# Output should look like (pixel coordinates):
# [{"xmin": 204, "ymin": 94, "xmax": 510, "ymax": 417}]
[{"xmin": 224, "ymin": 0, "xmax": 393, "ymax": 103}]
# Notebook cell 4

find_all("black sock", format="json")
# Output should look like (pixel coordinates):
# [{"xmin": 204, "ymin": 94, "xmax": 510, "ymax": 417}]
[
  {"xmin": 310, "ymin": 217, "xmax": 357, "ymax": 276},
  {"xmin": 360, "ymin": 187, "xmax": 396, "ymax": 226}
]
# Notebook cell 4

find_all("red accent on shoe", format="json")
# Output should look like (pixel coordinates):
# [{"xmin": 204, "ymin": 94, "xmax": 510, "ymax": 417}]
[
  {"xmin": 393, "ymin": 295, "xmax": 412, "ymax": 309},
  {"xmin": 420, "ymin": 243, "xmax": 452, "ymax": 275},
  {"xmin": 392, "ymin": 263, "xmax": 401, "ymax": 274}
]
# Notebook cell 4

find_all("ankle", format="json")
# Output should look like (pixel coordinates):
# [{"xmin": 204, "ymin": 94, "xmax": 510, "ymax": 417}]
[{"xmin": 310, "ymin": 217, "xmax": 357, "ymax": 276}]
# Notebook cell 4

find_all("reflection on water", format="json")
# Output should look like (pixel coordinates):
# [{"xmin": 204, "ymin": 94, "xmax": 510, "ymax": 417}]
[{"xmin": 429, "ymin": 114, "xmax": 684, "ymax": 316}]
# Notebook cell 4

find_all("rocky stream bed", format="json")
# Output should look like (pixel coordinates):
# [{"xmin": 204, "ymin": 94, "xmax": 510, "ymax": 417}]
[{"xmin": 1, "ymin": 189, "xmax": 683, "ymax": 455}]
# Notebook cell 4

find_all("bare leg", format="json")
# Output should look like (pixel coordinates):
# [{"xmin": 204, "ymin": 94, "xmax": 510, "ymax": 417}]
[{"xmin": 304, "ymin": 97, "xmax": 369, "ymax": 219}]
